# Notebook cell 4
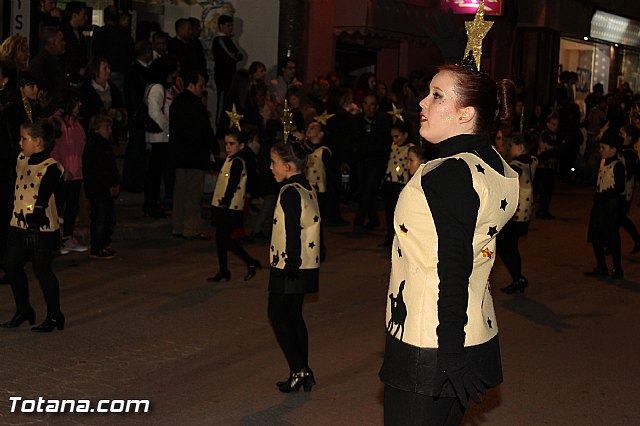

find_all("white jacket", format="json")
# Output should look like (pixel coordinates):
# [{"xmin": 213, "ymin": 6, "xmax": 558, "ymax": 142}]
[{"xmin": 145, "ymin": 84, "xmax": 171, "ymax": 144}]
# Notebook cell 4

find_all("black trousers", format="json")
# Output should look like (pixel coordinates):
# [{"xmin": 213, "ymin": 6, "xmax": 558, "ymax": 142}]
[
  {"xmin": 87, "ymin": 192, "xmax": 115, "ymax": 251},
  {"xmin": 354, "ymin": 157, "xmax": 384, "ymax": 227},
  {"xmin": 496, "ymin": 221, "xmax": 522, "ymax": 281},
  {"xmin": 214, "ymin": 209, "xmax": 254, "ymax": 272},
  {"xmin": 122, "ymin": 126, "xmax": 148, "ymax": 191},
  {"xmin": 55, "ymin": 180, "xmax": 82, "ymax": 238},
  {"xmin": 535, "ymin": 168, "xmax": 555, "ymax": 215},
  {"xmin": 384, "ymin": 385, "xmax": 465, "ymax": 426},
  {"xmin": 4, "ymin": 242, "xmax": 61, "ymax": 318},
  {"xmin": 0, "ymin": 163, "xmax": 15, "ymax": 269},
  {"xmin": 144, "ymin": 143, "xmax": 169, "ymax": 211},
  {"xmin": 268, "ymin": 292, "xmax": 308, "ymax": 373}
]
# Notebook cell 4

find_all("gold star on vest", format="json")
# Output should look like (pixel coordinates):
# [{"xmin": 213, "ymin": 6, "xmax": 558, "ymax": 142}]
[
  {"xmin": 464, "ymin": 0, "xmax": 493, "ymax": 72},
  {"xmin": 226, "ymin": 104, "xmax": 244, "ymax": 131},
  {"xmin": 282, "ymin": 99, "xmax": 293, "ymax": 143},
  {"xmin": 387, "ymin": 103, "xmax": 404, "ymax": 123},
  {"xmin": 314, "ymin": 111, "xmax": 334, "ymax": 126}
]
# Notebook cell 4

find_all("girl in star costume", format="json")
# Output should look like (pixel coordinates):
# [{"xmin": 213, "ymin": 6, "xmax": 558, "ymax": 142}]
[
  {"xmin": 381, "ymin": 121, "xmax": 413, "ymax": 247},
  {"xmin": 209, "ymin": 130, "xmax": 261, "ymax": 282},
  {"xmin": 497, "ymin": 131, "xmax": 539, "ymax": 294},
  {"xmin": 379, "ymin": 64, "xmax": 518, "ymax": 424},
  {"xmin": 1, "ymin": 118, "xmax": 66, "ymax": 333},
  {"xmin": 585, "ymin": 129, "xmax": 626, "ymax": 279},
  {"xmin": 268, "ymin": 141, "xmax": 321, "ymax": 393}
]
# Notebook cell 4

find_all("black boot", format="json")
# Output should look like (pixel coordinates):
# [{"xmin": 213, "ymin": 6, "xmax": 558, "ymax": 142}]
[
  {"xmin": 244, "ymin": 260, "xmax": 262, "ymax": 281},
  {"xmin": 31, "ymin": 313, "xmax": 65, "ymax": 333},
  {"xmin": 500, "ymin": 276, "xmax": 528, "ymax": 294},
  {"xmin": 0, "ymin": 309, "xmax": 36, "ymax": 328},
  {"xmin": 277, "ymin": 367, "xmax": 316, "ymax": 393}
]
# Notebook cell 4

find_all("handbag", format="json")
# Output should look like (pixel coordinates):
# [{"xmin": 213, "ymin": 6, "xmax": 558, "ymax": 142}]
[{"xmin": 133, "ymin": 84, "xmax": 164, "ymax": 133}]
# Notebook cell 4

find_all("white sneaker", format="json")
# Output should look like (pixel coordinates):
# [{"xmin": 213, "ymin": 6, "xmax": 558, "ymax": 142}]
[
  {"xmin": 62, "ymin": 237, "xmax": 88, "ymax": 253},
  {"xmin": 59, "ymin": 246, "xmax": 70, "ymax": 255}
]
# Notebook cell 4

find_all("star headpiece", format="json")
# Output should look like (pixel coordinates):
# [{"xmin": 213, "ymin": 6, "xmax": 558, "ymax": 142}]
[
  {"xmin": 225, "ymin": 104, "xmax": 244, "ymax": 132},
  {"xmin": 314, "ymin": 110, "xmax": 334, "ymax": 126},
  {"xmin": 461, "ymin": 0, "xmax": 493, "ymax": 72},
  {"xmin": 281, "ymin": 99, "xmax": 293, "ymax": 143},
  {"xmin": 387, "ymin": 103, "xmax": 405, "ymax": 124}
]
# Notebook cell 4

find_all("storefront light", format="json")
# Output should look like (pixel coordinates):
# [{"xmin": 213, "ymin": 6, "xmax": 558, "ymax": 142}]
[{"xmin": 590, "ymin": 10, "xmax": 640, "ymax": 48}]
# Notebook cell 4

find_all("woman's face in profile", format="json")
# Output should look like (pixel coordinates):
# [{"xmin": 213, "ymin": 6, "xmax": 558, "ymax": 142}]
[{"xmin": 418, "ymin": 71, "xmax": 462, "ymax": 144}]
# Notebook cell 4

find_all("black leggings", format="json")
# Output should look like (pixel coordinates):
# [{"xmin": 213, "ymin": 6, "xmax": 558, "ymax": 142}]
[
  {"xmin": 4, "ymin": 244, "xmax": 60, "ymax": 318},
  {"xmin": 384, "ymin": 385, "xmax": 465, "ymax": 426},
  {"xmin": 496, "ymin": 223, "xmax": 522, "ymax": 281},
  {"xmin": 215, "ymin": 210, "xmax": 254, "ymax": 272},
  {"xmin": 268, "ymin": 292, "xmax": 308, "ymax": 373}
]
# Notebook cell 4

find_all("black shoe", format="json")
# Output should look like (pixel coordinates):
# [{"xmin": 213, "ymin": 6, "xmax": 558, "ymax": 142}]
[
  {"xmin": 612, "ymin": 268, "xmax": 624, "ymax": 279},
  {"xmin": 31, "ymin": 314, "xmax": 65, "ymax": 332},
  {"xmin": 208, "ymin": 270, "xmax": 231, "ymax": 282},
  {"xmin": 584, "ymin": 267, "xmax": 608, "ymax": 277},
  {"xmin": 244, "ymin": 260, "xmax": 262, "ymax": 281},
  {"xmin": 90, "ymin": 248, "xmax": 115, "ymax": 259},
  {"xmin": 0, "ymin": 310, "xmax": 36, "ymax": 328},
  {"xmin": 277, "ymin": 367, "xmax": 316, "ymax": 393},
  {"xmin": 500, "ymin": 277, "xmax": 528, "ymax": 294}
]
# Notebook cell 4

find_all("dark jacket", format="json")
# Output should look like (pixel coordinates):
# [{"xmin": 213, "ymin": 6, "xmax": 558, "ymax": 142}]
[
  {"xmin": 123, "ymin": 60, "xmax": 151, "ymax": 117},
  {"xmin": 28, "ymin": 50, "xmax": 69, "ymax": 102},
  {"xmin": 83, "ymin": 133, "xmax": 120, "ymax": 197},
  {"xmin": 212, "ymin": 35, "xmax": 241, "ymax": 88},
  {"xmin": 91, "ymin": 24, "xmax": 134, "ymax": 74},
  {"xmin": 169, "ymin": 89, "xmax": 217, "ymax": 169},
  {"xmin": 168, "ymin": 37, "xmax": 198, "ymax": 77},
  {"xmin": 61, "ymin": 22, "xmax": 88, "ymax": 81},
  {"xmin": 347, "ymin": 111, "xmax": 392, "ymax": 163},
  {"xmin": 78, "ymin": 79, "xmax": 125, "ymax": 131}
]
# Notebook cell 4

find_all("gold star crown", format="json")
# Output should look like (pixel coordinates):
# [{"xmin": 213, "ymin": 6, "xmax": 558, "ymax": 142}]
[
  {"xmin": 282, "ymin": 99, "xmax": 293, "ymax": 144},
  {"xmin": 314, "ymin": 111, "xmax": 334, "ymax": 126},
  {"xmin": 225, "ymin": 104, "xmax": 244, "ymax": 132},
  {"xmin": 387, "ymin": 103, "xmax": 404, "ymax": 124},
  {"xmin": 461, "ymin": 0, "xmax": 493, "ymax": 72}
]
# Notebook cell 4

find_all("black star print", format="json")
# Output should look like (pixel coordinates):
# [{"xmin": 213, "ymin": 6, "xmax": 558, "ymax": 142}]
[
  {"xmin": 397, "ymin": 247, "xmax": 402, "ymax": 257},
  {"xmin": 476, "ymin": 164, "xmax": 485, "ymax": 174},
  {"xmin": 309, "ymin": 242, "xmax": 316, "ymax": 249},
  {"xmin": 399, "ymin": 224, "xmax": 408, "ymax": 234},
  {"xmin": 313, "ymin": 215, "xmax": 319, "ymax": 223},
  {"xmin": 273, "ymin": 218, "xmax": 277, "ymax": 225},
  {"xmin": 500, "ymin": 198, "xmax": 508, "ymax": 210},
  {"xmin": 487, "ymin": 226, "xmax": 498, "ymax": 237},
  {"xmin": 316, "ymin": 256, "xmax": 319, "ymax": 263},
  {"xmin": 487, "ymin": 318, "xmax": 493, "ymax": 329},
  {"xmin": 308, "ymin": 193, "xmax": 313, "ymax": 200},
  {"xmin": 397, "ymin": 174, "xmax": 404, "ymax": 183},
  {"xmin": 270, "ymin": 245, "xmax": 274, "ymax": 252},
  {"xmin": 281, "ymin": 252, "xmax": 286, "ymax": 258}
]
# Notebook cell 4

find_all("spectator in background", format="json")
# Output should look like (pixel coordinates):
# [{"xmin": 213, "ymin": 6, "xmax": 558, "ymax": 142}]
[
  {"xmin": 212, "ymin": 15, "xmax": 243, "ymax": 124},
  {"xmin": 188, "ymin": 18, "xmax": 208, "ymax": 81},
  {"xmin": 272, "ymin": 57, "xmax": 300, "ymax": 106},
  {"xmin": 122, "ymin": 41, "xmax": 154, "ymax": 193},
  {"xmin": 31, "ymin": 0, "xmax": 60, "ymax": 58},
  {"xmin": 28, "ymin": 26, "xmax": 68, "ymax": 105},
  {"xmin": 151, "ymin": 31, "xmax": 169, "ymax": 61},
  {"xmin": 79, "ymin": 56, "xmax": 126, "ymax": 135},
  {"xmin": 169, "ymin": 70, "xmax": 218, "ymax": 240},
  {"xmin": 168, "ymin": 19, "xmax": 197, "ymax": 78},
  {"xmin": 61, "ymin": 1, "xmax": 88, "ymax": 84},
  {"xmin": 353, "ymin": 72, "xmax": 376, "ymax": 108},
  {"xmin": 248, "ymin": 61, "xmax": 267, "ymax": 88},
  {"xmin": 0, "ymin": 35, "xmax": 30, "ymax": 75},
  {"xmin": 91, "ymin": 6, "xmax": 134, "ymax": 97}
]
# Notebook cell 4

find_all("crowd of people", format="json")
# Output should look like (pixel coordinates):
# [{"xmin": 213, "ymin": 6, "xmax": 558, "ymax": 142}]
[{"xmin": 2, "ymin": 1, "xmax": 640, "ymax": 423}]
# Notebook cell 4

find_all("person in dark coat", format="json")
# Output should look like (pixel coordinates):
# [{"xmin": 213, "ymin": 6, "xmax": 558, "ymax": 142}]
[
  {"xmin": 60, "ymin": 2, "xmax": 88, "ymax": 84},
  {"xmin": 169, "ymin": 70, "xmax": 218, "ymax": 240},
  {"xmin": 212, "ymin": 15, "xmax": 242, "ymax": 124},
  {"xmin": 268, "ymin": 141, "xmax": 321, "ymax": 394},
  {"xmin": 28, "ymin": 26, "xmax": 68, "ymax": 104},
  {"xmin": 168, "ymin": 19, "xmax": 198, "ymax": 79}
]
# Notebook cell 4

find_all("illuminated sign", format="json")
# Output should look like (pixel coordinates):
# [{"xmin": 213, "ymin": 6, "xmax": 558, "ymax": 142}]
[
  {"xmin": 441, "ymin": 0, "xmax": 503, "ymax": 16},
  {"xmin": 590, "ymin": 10, "xmax": 640, "ymax": 48}
]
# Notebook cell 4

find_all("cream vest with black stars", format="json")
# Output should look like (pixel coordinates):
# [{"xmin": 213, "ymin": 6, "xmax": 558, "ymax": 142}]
[
  {"xmin": 511, "ymin": 157, "xmax": 538, "ymax": 222},
  {"xmin": 386, "ymin": 152, "xmax": 518, "ymax": 349},
  {"xmin": 305, "ymin": 145, "xmax": 331, "ymax": 193},
  {"xmin": 596, "ymin": 157, "xmax": 622, "ymax": 194},
  {"xmin": 384, "ymin": 143, "xmax": 412, "ymax": 184},
  {"xmin": 270, "ymin": 183, "xmax": 321, "ymax": 270},
  {"xmin": 212, "ymin": 156, "xmax": 247, "ymax": 211},
  {"xmin": 11, "ymin": 154, "xmax": 63, "ymax": 232}
]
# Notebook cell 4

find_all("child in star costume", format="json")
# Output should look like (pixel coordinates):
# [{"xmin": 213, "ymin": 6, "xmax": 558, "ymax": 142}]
[
  {"xmin": 380, "ymin": 4, "xmax": 519, "ymax": 422},
  {"xmin": 268, "ymin": 141, "xmax": 320, "ymax": 393},
  {"xmin": 407, "ymin": 143, "xmax": 437, "ymax": 177},
  {"xmin": 209, "ymin": 130, "xmax": 261, "ymax": 282},
  {"xmin": 619, "ymin": 125, "xmax": 640, "ymax": 254},
  {"xmin": 381, "ymin": 121, "xmax": 413, "ymax": 247},
  {"xmin": 1, "ymin": 118, "xmax": 66, "ymax": 333},
  {"xmin": 303, "ymin": 119, "xmax": 333, "ymax": 261},
  {"xmin": 497, "ymin": 131, "xmax": 539, "ymax": 294},
  {"xmin": 585, "ymin": 129, "xmax": 626, "ymax": 279}
]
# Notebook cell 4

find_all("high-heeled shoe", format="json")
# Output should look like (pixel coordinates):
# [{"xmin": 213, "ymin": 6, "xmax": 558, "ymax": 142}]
[
  {"xmin": 0, "ymin": 309, "xmax": 36, "ymax": 328},
  {"xmin": 244, "ymin": 260, "xmax": 262, "ymax": 281},
  {"xmin": 500, "ymin": 277, "xmax": 528, "ymax": 294},
  {"xmin": 31, "ymin": 313, "xmax": 65, "ymax": 333},
  {"xmin": 277, "ymin": 367, "xmax": 316, "ymax": 393},
  {"xmin": 207, "ymin": 270, "xmax": 231, "ymax": 282}
]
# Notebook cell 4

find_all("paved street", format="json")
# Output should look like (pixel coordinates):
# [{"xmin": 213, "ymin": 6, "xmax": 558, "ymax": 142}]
[{"xmin": 1, "ymin": 182, "xmax": 639, "ymax": 425}]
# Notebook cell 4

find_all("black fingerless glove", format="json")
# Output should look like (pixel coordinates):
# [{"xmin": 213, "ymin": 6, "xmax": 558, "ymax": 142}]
[{"xmin": 433, "ymin": 352, "xmax": 487, "ymax": 408}]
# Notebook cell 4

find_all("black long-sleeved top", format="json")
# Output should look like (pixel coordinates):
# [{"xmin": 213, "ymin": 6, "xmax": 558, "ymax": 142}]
[
  {"xmin": 212, "ymin": 35, "xmax": 241, "ymax": 87},
  {"xmin": 82, "ymin": 133, "xmax": 120, "ymax": 196},
  {"xmin": 424, "ymin": 135, "xmax": 504, "ymax": 355},
  {"xmin": 29, "ymin": 151, "xmax": 63, "ymax": 211},
  {"xmin": 220, "ymin": 153, "xmax": 243, "ymax": 207},
  {"xmin": 595, "ymin": 156, "xmax": 625, "ymax": 202}
]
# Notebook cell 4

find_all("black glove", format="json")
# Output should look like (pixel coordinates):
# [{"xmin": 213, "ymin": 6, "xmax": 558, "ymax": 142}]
[
  {"xmin": 25, "ymin": 206, "xmax": 47, "ymax": 228},
  {"xmin": 283, "ymin": 263, "xmax": 300, "ymax": 280},
  {"xmin": 432, "ymin": 352, "xmax": 487, "ymax": 408}
]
